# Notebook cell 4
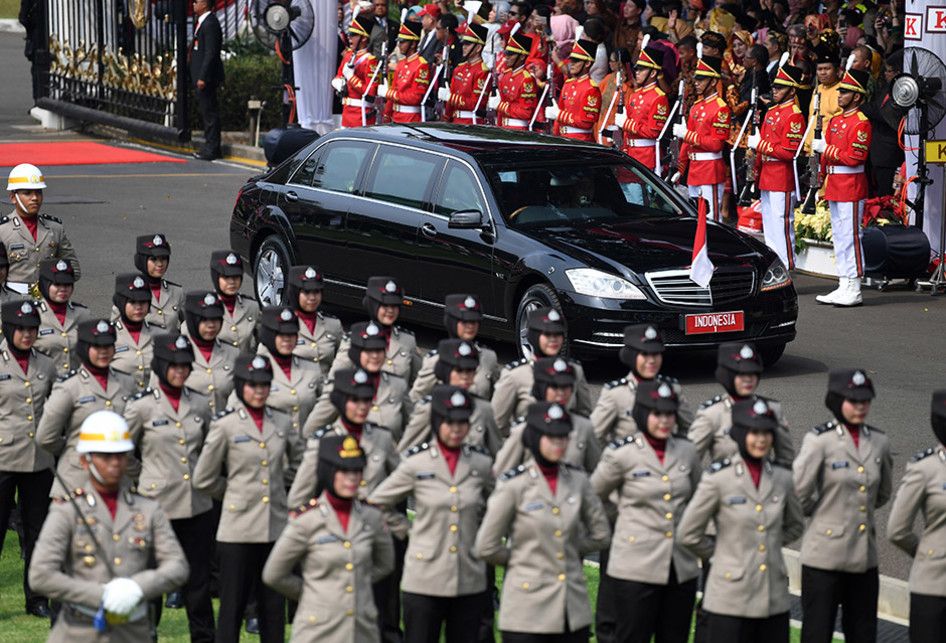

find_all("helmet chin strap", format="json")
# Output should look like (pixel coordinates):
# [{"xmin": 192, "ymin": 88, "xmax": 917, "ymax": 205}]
[
  {"xmin": 14, "ymin": 192, "xmax": 29, "ymax": 215},
  {"xmin": 84, "ymin": 454, "xmax": 107, "ymax": 485}
]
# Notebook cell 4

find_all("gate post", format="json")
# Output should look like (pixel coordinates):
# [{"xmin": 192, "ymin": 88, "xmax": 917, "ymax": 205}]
[{"xmin": 175, "ymin": 0, "xmax": 190, "ymax": 142}]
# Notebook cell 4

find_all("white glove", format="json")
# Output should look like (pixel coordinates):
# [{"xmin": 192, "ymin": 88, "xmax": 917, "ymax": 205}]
[
  {"xmin": 812, "ymin": 138, "xmax": 827, "ymax": 154},
  {"xmin": 102, "ymin": 578, "xmax": 144, "ymax": 616},
  {"xmin": 545, "ymin": 105, "xmax": 560, "ymax": 121},
  {"xmin": 331, "ymin": 77, "xmax": 345, "ymax": 94},
  {"xmin": 670, "ymin": 171, "xmax": 682, "ymax": 184},
  {"xmin": 342, "ymin": 64, "xmax": 355, "ymax": 80},
  {"xmin": 672, "ymin": 123, "xmax": 688, "ymax": 139},
  {"xmin": 377, "ymin": 83, "xmax": 389, "ymax": 99},
  {"xmin": 487, "ymin": 94, "xmax": 500, "ymax": 110},
  {"xmin": 746, "ymin": 132, "xmax": 761, "ymax": 150},
  {"xmin": 437, "ymin": 87, "xmax": 451, "ymax": 101},
  {"xmin": 614, "ymin": 113, "xmax": 628, "ymax": 128}
]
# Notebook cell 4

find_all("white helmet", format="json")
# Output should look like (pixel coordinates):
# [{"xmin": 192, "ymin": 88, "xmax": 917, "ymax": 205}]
[
  {"xmin": 76, "ymin": 411, "xmax": 134, "ymax": 454},
  {"xmin": 6, "ymin": 163, "xmax": 46, "ymax": 191}
]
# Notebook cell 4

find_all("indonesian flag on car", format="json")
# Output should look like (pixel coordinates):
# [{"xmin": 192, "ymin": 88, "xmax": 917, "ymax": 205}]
[{"xmin": 689, "ymin": 197, "xmax": 714, "ymax": 288}]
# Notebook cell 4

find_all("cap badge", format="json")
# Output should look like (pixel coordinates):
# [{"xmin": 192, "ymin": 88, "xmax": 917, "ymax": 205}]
[
  {"xmin": 175, "ymin": 336, "xmax": 189, "ymax": 349},
  {"xmin": 547, "ymin": 310, "xmax": 561, "ymax": 322},
  {"xmin": 852, "ymin": 371, "xmax": 866, "ymax": 386},
  {"xmin": 366, "ymin": 322, "xmax": 380, "ymax": 336},
  {"xmin": 739, "ymin": 345, "xmax": 754, "ymax": 359},
  {"xmin": 658, "ymin": 383, "xmax": 672, "ymax": 398},
  {"xmin": 458, "ymin": 342, "xmax": 472, "ymax": 357},
  {"xmin": 152, "ymin": 235, "xmax": 163, "ymax": 246},
  {"xmin": 339, "ymin": 436, "xmax": 362, "ymax": 458},
  {"xmin": 553, "ymin": 358, "xmax": 567, "ymax": 372},
  {"xmin": 203, "ymin": 293, "xmax": 217, "ymax": 306},
  {"xmin": 225, "ymin": 253, "xmax": 238, "ymax": 265},
  {"xmin": 384, "ymin": 280, "xmax": 397, "ymax": 293},
  {"xmin": 56, "ymin": 260, "xmax": 68, "ymax": 271},
  {"xmin": 463, "ymin": 296, "xmax": 477, "ymax": 309},
  {"xmin": 279, "ymin": 308, "xmax": 294, "ymax": 322},
  {"xmin": 548, "ymin": 404, "xmax": 564, "ymax": 420},
  {"xmin": 353, "ymin": 369, "xmax": 369, "ymax": 384},
  {"xmin": 753, "ymin": 399, "xmax": 768, "ymax": 415},
  {"xmin": 449, "ymin": 391, "xmax": 466, "ymax": 406},
  {"xmin": 132, "ymin": 276, "xmax": 145, "ymax": 289},
  {"xmin": 644, "ymin": 326, "xmax": 657, "ymax": 340},
  {"xmin": 251, "ymin": 356, "xmax": 267, "ymax": 370},
  {"xmin": 19, "ymin": 302, "xmax": 32, "ymax": 314},
  {"xmin": 304, "ymin": 267, "xmax": 317, "ymax": 279},
  {"xmin": 96, "ymin": 321, "xmax": 110, "ymax": 333}
]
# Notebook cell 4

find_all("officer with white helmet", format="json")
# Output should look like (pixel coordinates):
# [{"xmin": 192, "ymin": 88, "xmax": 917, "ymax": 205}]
[
  {"xmin": 29, "ymin": 411, "xmax": 188, "ymax": 642},
  {"xmin": 3, "ymin": 164, "xmax": 80, "ymax": 294}
]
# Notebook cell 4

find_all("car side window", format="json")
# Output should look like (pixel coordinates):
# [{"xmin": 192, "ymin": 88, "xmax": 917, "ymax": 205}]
[
  {"xmin": 364, "ymin": 147, "xmax": 441, "ymax": 209},
  {"xmin": 304, "ymin": 142, "xmax": 374, "ymax": 193},
  {"xmin": 433, "ymin": 162, "xmax": 486, "ymax": 216}
]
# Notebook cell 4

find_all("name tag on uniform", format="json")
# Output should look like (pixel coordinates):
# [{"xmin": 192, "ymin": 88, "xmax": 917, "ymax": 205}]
[
  {"xmin": 233, "ymin": 436, "xmax": 251, "ymax": 444},
  {"xmin": 416, "ymin": 472, "xmax": 435, "ymax": 480},
  {"xmin": 831, "ymin": 461, "xmax": 849, "ymax": 470},
  {"xmin": 39, "ymin": 328, "xmax": 54, "ymax": 336},
  {"xmin": 726, "ymin": 496, "xmax": 747, "ymax": 505},
  {"xmin": 9, "ymin": 243, "xmax": 24, "ymax": 251},
  {"xmin": 152, "ymin": 419, "xmax": 169, "ymax": 427},
  {"xmin": 78, "ymin": 395, "xmax": 95, "ymax": 404},
  {"xmin": 632, "ymin": 470, "xmax": 651, "ymax": 478},
  {"xmin": 316, "ymin": 535, "xmax": 339, "ymax": 544},
  {"xmin": 270, "ymin": 385, "xmax": 280, "ymax": 392},
  {"xmin": 0, "ymin": 374, "xmax": 10, "ymax": 381},
  {"xmin": 525, "ymin": 502, "xmax": 545, "ymax": 512},
  {"xmin": 296, "ymin": 338, "xmax": 305, "ymax": 345},
  {"xmin": 115, "ymin": 345, "xmax": 129, "ymax": 353}
]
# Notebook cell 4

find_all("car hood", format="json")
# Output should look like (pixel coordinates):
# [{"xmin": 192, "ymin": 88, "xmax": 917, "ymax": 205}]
[{"xmin": 520, "ymin": 217, "xmax": 767, "ymax": 277}]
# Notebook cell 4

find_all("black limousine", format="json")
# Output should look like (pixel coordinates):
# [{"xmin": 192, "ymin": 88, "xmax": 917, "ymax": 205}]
[{"xmin": 230, "ymin": 124, "xmax": 797, "ymax": 364}]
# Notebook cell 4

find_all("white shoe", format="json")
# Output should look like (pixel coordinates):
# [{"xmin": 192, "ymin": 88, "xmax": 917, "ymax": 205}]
[
  {"xmin": 834, "ymin": 277, "xmax": 863, "ymax": 307},
  {"xmin": 816, "ymin": 278, "xmax": 846, "ymax": 305}
]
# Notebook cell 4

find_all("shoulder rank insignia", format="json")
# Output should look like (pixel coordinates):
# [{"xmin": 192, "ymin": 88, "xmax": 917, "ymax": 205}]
[
  {"xmin": 504, "ymin": 358, "xmax": 528, "ymax": 370},
  {"xmin": 912, "ymin": 447, "xmax": 936, "ymax": 462},
  {"xmin": 39, "ymin": 214, "xmax": 63, "ymax": 224},
  {"xmin": 604, "ymin": 378, "xmax": 628, "ymax": 390},
  {"xmin": 311, "ymin": 426, "xmax": 334, "ymax": 440},
  {"xmin": 132, "ymin": 387, "xmax": 153, "ymax": 401},
  {"xmin": 426, "ymin": 348, "xmax": 439, "ymax": 358},
  {"xmin": 608, "ymin": 435, "xmax": 634, "ymax": 450},
  {"xmin": 500, "ymin": 464, "xmax": 528, "ymax": 481},
  {"xmin": 463, "ymin": 443, "xmax": 490, "ymax": 457},
  {"xmin": 213, "ymin": 407, "xmax": 235, "ymax": 420},
  {"xmin": 57, "ymin": 369, "xmax": 78, "ymax": 383},
  {"xmin": 700, "ymin": 394, "xmax": 725, "ymax": 409},
  {"xmin": 811, "ymin": 421, "xmax": 836, "ymax": 435},
  {"xmin": 290, "ymin": 497, "xmax": 319, "ymax": 518},
  {"xmin": 707, "ymin": 458, "xmax": 732, "ymax": 473},
  {"xmin": 406, "ymin": 442, "xmax": 431, "ymax": 457}
]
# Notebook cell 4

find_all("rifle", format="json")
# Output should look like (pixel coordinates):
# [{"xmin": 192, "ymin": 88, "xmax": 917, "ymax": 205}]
[
  {"xmin": 663, "ymin": 78, "xmax": 685, "ymax": 180},
  {"xmin": 434, "ymin": 42, "xmax": 453, "ymax": 120},
  {"xmin": 599, "ymin": 65, "xmax": 623, "ymax": 146},
  {"xmin": 364, "ymin": 43, "xmax": 385, "ymax": 126},
  {"xmin": 484, "ymin": 30, "xmax": 502, "ymax": 124},
  {"xmin": 530, "ymin": 29, "xmax": 556, "ymax": 132},
  {"xmin": 736, "ymin": 75, "xmax": 761, "ymax": 206},
  {"xmin": 800, "ymin": 89, "xmax": 822, "ymax": 214},
  {"xmin": 373, "ymin": 42, "xmax": 389, "ymax": 124}
]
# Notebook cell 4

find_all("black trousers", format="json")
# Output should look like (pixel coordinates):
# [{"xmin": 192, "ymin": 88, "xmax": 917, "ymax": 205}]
[
  {"xmin": 501, "ymin": 627, "xmax": 591, "ymax": 643},
  {"xmin": 610, "ymin": 565, "xmax": 697, "ymax": 643},
  {"xmin": 705, "ymin": 610, "xmax": 789, "ymax": 643},
  {"xmin": 171, "ymin": 511, "xmax": 216, "ymax": 643},
  {"xmin": 374, "ymin": 535, "xmax": 407, "ymax": 643},
  {"xmin": 402, "ymin": 591, "xmax": 489, "ymax": 643},
  {"xmin": 215, "ymin": 541, "xmax": 284, "ymax": 643},
  {"xmin": 195, "ymin": 84, "xmax": 221, "ymax": 157},
  {"xmin": 595, "ymin": 547, "xmax": 617, "ymax": 643},
  {"xmin": 909, "ymin": 592, "xmax": 946, "ymax": 643},
  {"xmin": 801, "ymin": 565, "xmax": 878, "ymax": 643},
  {"xmin": 0, "ymin": 469, "xmax": 52, "ymax": 608}
]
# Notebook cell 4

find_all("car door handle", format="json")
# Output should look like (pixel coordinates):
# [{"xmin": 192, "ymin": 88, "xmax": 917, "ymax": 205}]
[
  {"xmin": 285, "ymin": 191, "xmax": 299, "ymax": 202},
  {"xmin": 420, "ymin": 223, "xmax": 437, "ymax": 238}
]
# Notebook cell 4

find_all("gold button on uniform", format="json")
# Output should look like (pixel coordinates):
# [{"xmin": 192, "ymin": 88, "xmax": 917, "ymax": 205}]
[
  {"xmin": 858, "ymin": 524, "xmax": 866, "ymax": 532},
  {"xmin": 308, "ymin": 616, "xmax": 316, "ymax": 624},
  {"xmin": 857, "ymin": 466, "xmax": 865, "ymax": 473},
  {"xmin": 449, "ymin": 486, "xmax": 458, "ymax": 493},
  {"xmin": 262, "ymin": 496, "xmax": 270, "ymax": 503},
  {"xmin": 521, "ymin": 582, "xmax": 529, "ymax": 590},
  {"xmin": 345, "ymin": 563, "xmax": 354, "ymax": 570},
  {"xmin": 724, "ymin": 572, "xmax": 732, "ymax": 580},
  {"xmin": 556, "ymin": 552, "xmax": 564, "ymax": 560},
  {"xmin": 759, "ymin": 564, "xmax": 767, "ymax": 572},
  {"xmin": 665, "ymin": 512, "xmax": 673, "ymax": 520},
  {"xmin": 180, "ymin": 457, "xmax": 187, "ymax": 464},
  {"xmin": 663, "ymin": 493, "xmax": 672, "ymax": 501},
  {"xmin": 551, "ymin": 506, "xmax": 560, "ymax": 515},
  {"xmin": 260, "ymin": 460, "xmax": 269, "ymax": 466},
  {"xmin": 755, "ymin": 504, "xmax": 763, "ymax": 512},
  {"xmin": 449, "ymin": 525, "xmax": 458, "ymax": 533},
  {"xmin": 554, "ymin": 529, "xmax": 562, "ymax": 537},
  {"xmin": 346, "ymin": 609, "xmax": 354, "ymax": 617},
  {"xmin": 825, "ymin": 529, "xmax": 833, "ymax": 536},
  {"xmin": 859, "ymin": 485, "xmax": 866, "ymax": 493},
  {"xmin": 758, "ymin": 544, "xmax": 766, "ymax": 553},
  {"xmin": 449, "ymin": 546, "xmax": 458, "ymax": 553},
  {"xmin": 757, "ymin": 525, "xmax": 765, "ymax": 532},
  {"xmin": 114, "ymin": 557, "xmax": 122, "ymax": 566},
  {"xmin": 345, "ymin": 585, "xmax": 353, "ymax": 593},
  {"xmin": 450, "ymin": 505, "xmax": 458, "ymax": 513},
  {"xmin": 664, "ymin": 531, "xmax": 673, "ymax": 538},
  {"xmin": 557, "ymin": 573, "xmax": 566, "ymax": 582},
  {"xmin": 112, "ymin": 534, "xmax": 120, "ymax": 542},
  {"xmin": 259, "ymin": 442, "xmax": 266, "ymax": 448},
  {"xmin": 183, "ymin": 473, "xmax": 190, "ymax": 480},
  {"xmin": 661, "ymin": 475, "xmax": 669, "ymax": 482},
  {"xmin": 175, "ymin": 422, "xmax": 182, "ymax": 428},
  {"xmin": 178, "ymin": 438, "xmax": 186, "ymax": 445},
  {"xmin": 343, "ymin": 541, "xmax": 351, "ymax": 549}
]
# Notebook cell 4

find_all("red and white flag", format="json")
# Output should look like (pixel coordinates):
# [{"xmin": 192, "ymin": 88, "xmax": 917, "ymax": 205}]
[{"xmin": 689, "ymin": 197, "xmax": 714, "ymax": 288}]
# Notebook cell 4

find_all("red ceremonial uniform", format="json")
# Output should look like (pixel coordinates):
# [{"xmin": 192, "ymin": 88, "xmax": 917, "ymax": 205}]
[
  {"xmin": 497, "ymin": 67, "xmax": 538, "ymax": 130},
  {"xmin": 389, "ymin": 53, "xmax": 431, "ymax": 123},
  {"xmin": 447, "ymin": 60, "xmax": 492, "ymax": 124},
  {"xmin": 621, "ymin": 82, "xmax": 669, "ymax": 169},
  {"xmin": 757, "ymin": 99, "xmax": 806, "ymax": 193},
  {"xmin": 679, "ymin": 92, "xmax": 731, "ymax": 186},
  {"xmin": 821, "ymin": 108, "xmax": 872, "ymax": 202},
  {"xmin": 553, "ymin": 75, "xmax": 601, "ymax": 142},
  {"xmin": 336, "ymin": 49, "xmax": 379, "ymax": 128}
]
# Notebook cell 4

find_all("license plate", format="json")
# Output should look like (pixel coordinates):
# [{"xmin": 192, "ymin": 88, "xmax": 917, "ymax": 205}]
[{"xmin": 684, "ymin": 311, "xmax": 745, "ymax": 335}]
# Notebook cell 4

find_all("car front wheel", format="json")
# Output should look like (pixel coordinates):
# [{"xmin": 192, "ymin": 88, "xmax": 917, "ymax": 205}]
[
  {"xmin": 254, "ymin": 234, "xmax": 291, "ymax": 307},
  {"xmin": 514, "ymin": 283, "xmax": 565, "ymax": 359}
]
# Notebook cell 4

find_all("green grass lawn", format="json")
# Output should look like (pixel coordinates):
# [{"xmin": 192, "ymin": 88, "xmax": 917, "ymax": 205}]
[{"xmin": 0, "ymin": 0, "xmax": 18, "ymax": 20}]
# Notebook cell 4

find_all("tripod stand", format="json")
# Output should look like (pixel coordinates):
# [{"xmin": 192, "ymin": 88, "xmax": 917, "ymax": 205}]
[{"xmin": 930, "ymin": 165, "xmax": 946, "ymax": 295}]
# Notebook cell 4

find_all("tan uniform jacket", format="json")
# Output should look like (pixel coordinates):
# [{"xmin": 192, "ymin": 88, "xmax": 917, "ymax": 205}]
[
  {"xmin": 368, "ymin": 441, "xmax": 494, "ymax": 596},
  {"xmin": 183, "ymin": 336, "xmax": 239, "ymax": 414},
  {"xmin": 256, "ymin": 345, "xmax": 323, "ymax": 439},
  {"xmin": 793, "ymin": 420, "xmax": 893, "ymax": 573},
  {"xmin": 689, "ymin": 394, "xmax": 795, "ymax": 466},
  {"xmin": 262, "ymin": 494, "xmax": 394, "ymax": 643},
  {"xmin": 398, "ymin": 395, "xmax": 501, "ymax": 456},
  {"xmin": 678, "ymin": 456, "xmax": 803, "ymax": 618},
  {"xmin": 193, "ymin": 401, "xmax": 301, "ymax": 543},
  {"xmin": 0, "ymin": 212, "xmax": 80, "ymax": 285},
  {"xmin": 110, "ymin": 320, "xmax": 154, "ymax": 390},
  {"xmin": 37, "ymin": 366, "xmax": 137, "ymax": 496},
  {"xmin": 590, "ymin": 433, "xmax": 702, "ymax": 584},
  {"xmin": 473, "ymin": 463, "xmax": 611, "ymax": 634},
  {"xmin": 29, "ymin": 484, "xmax": 188, "ymax": 643},
  {"xmin": 330, "ymin": 326, "xmax": 421, "ymax": 385},
  {"xmin": 147, "ymin": 280, "xmax": 184, "ymax": 330},
  {"xmin": 34, "ymin": 300, "xmax": 90, "ymax": 376},
  {"xmin": 217, "ymin": 294, "xmax": 259, "ymax": 353},
  {"xmin": 492, "ymin": 358, "xmax": 593, "ymax": 435},
  {"xmin": 125, "ymin": 386, "xmax": 214, "ymax": 520},
  {"xmin": 887, "ymin": 445, "xmax": 946, "ymax": 597},
  {"xmin": 591, "ymin": 375, "xmax": 693, "ymax": 446},
  {"xmin": 0, "ymin": 348, "xmax": 56, "ymax": 472},
  {"xmin": 288, "ymin": 419, "xmax": 400, "ymax": 509},
  {"xmin": 408, "ymin": 343, "xmax": 501, "ymax": 403},
  {"xmin": 305, "ymin": 371, "xmax": 412, "ymax": 440},
  {"xmin": 0, "ymin": 285, "xmax": 26, "ymax": 304},
  {"xmin": 294, "ymin": 312, "xmax": 343, "ymax": 374},
  {"xmin": 493, "ymin": 415, "xmax": 600, "ymax": 477}
]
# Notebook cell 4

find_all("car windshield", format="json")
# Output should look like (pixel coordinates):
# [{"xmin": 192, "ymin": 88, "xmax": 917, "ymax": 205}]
[{"xmin": 482, "ymin": 160, "xmax": 684, "ymax": 229}]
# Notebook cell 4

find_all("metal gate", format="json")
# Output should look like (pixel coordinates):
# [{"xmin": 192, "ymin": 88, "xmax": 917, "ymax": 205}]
[{"xmin": 36, "ymin": 0, "xmax": 190, "ymax": 142}]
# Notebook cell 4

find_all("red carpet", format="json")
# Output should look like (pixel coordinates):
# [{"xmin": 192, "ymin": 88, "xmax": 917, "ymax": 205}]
[{"xmin": 0, "ymin": 141, "xmax": 185, "ymax": 167}]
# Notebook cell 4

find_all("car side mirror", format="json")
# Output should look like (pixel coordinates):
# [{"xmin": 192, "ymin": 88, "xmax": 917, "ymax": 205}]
[{"xmin": 447, "ymin": 209, "xmax": 483, "ymax": 229}]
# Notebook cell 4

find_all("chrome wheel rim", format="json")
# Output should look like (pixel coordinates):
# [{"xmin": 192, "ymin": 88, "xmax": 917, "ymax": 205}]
[
  {"xmin": 256, "ymin": 248, "xmax": 285, "ymax": 306},
  {"xmin": 517, "ymin": 297, "xmax": 543, "ymax": 358}
]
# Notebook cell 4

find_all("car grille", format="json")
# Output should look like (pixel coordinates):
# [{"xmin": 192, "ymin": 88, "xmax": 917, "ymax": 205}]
[{"xmin": 644, "ymin": 269, "xmax": 756, "ymax": 306}]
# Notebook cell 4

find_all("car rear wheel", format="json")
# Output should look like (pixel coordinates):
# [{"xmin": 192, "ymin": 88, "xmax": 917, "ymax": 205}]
[
  {"xmin": 254, "ymin": 234, "xmax": 291, "ymax": 307},
  {"xmin": 760, "ymin": 342, "xmax": 786, "ymax": 367},
  {"xmin": 515, "ymin": 283, "xmax": 565, "ymax": 359}
]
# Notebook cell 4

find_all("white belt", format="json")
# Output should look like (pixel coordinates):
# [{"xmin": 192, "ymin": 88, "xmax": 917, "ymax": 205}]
[
  {"xmin": 457, "ymin": 110, "xmax": 477, "ymax": 119},
  {"xmin": 627, "ymin": 138, "xmax": 657, "ymax": 147},
  {"xmin": 827, "ymin": 164, "xmax": 865, "ymax": 175},
  {"xmin": 342, "ymin": 98, "xmax": 372, "ymax": 108},
  {"xmin": 690, "ymin": 152, "xmax": 723, "ymax": 161},
  {"xmin": 502, "ymin": 117, "xmax": 529, "ymax": 127},
  {"xmin": 560, "ymin": 126, "xmax": 593, "ymax": 135},
  {"xmin": 394, "ymin": 104, "xmax": 421, "ymax": 114}
]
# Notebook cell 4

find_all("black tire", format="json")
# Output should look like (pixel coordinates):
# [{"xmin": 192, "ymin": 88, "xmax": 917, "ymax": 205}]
[
  {"xmin": 514, "ymin": 283, "xmax": 565, "ymax": 359},
  {"xmin": 253, "ymin": 234, "xmax": 292, "ymax": 307},
  {"xmin": 760, "ymin": 342, "xmax": 786, "ymax": 367}
]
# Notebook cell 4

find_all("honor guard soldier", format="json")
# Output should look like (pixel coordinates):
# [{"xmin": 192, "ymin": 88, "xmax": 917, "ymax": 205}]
[
  {"xmin": 812, "ymin": 66, "xmax": 873, "ymax": 307},
  {"xmin": 592, "ymin": 324, "xmax": 692, "ymax": 446},
  {"xmin": 286, "ymin": 265, "xmax": 342, "ymax": 373},
  {"xmin": 0, "ymin": 242, "xmax": 25, "ymax": 304},
  {"xmin": 110, "ymin": 274, "xmax": 154, "ymax": 390},
  {"xmin": 368, "ymin": 387, "xmax": 494, "ymax": 643},
  {"xmin": 193, "ymin": 353, "xmax": 301, "ymax": 643},
  {"xmin": 547, "ymin": 39, "xmax": 601, "ymax": 142},
  {"xmin": 33, "ymin": 258, "xmax": 89, "ymax": 376},
  {"xmin": 591, "ymin": 380, "xmax": 702, "ymax": 643},
  {"xmin": 209, "ymin": 250, "xmax": 258, "ymax": 353},
  {"xmin": 678, "ymin": 397, "xmax": 804, "ymax": 642},
  {"xmin": 474, "ymin": 402, "xmax": 611, "ymax": 641},
  {"xmin": 3, "ymin": 164, "xmax": 80, "ymax": 295},
  {"xmin": 689, "ymin": 342, "xmax": 795, "ymax": 466},
  {"xmin": 263, "ymin": 433, "xmax": 395, "ymax": 643},
  {"xmin": 673, "ymin": 51, "xmax": 731, "ymax": 222},
  {"xmin": 494, "ymin": 358, "xmax": 601, "ymax": 476},
  {"xmin": 378, "ymin": 21, "xmax": 430, "ymax": 123},
  {"xmin": 331, "ymin": 15, "xmax": 380, "ymax": 128},
  {"xmin": 793, "ymin": 369, "xmax": 893, "ymax": 643},
  {"xmin": 182, "ymin": 291, "xmax": 239, "ymax": 414},
  {"xmin": 746, "ymin": 57, "xmax": 806, "ymax": 270},
  {"xmin": 615, "ymin": 39, "xmax": 669, "ymax": 171},
  {"xmin": 399, "ymin": 341, "xmax": 501, "ymax": 456},
  {"xmin": 307, "ymin": 321, "xmax": 412, "ymax": 443},
  {"xmin": 887, "ymin": 391, "xmax": 946, "ymax": 643},
  {"xmin": 492, "ymin": 307, "xmax": 592, "ymax": 434},
  {"xmin": 125, "ymin": 333, "xmax": 215, "ymax": 642},
  {"xmin": 37, "ymin": 319, "xmax": 136, "ymax": 498},
  {"xmin": 132, "ymin": 234, "xmax": 183, "ymax": 330},
  {"xmin": 330, "ymin": 276, "xmax": 420, "ymax": 384},
  {"xmin": 491, "ymin": 32, "xmax": 538, "ymax": 131},
  {"xmin": 443, "ymin": 22, "xmax": 492, "ymax": 124},
  {"xmin": 410, "ymin": 293, "xmax": 499, "ymax": 403},
  {"xmin": 29, "ymin": 411, "xmax": 188, "ymax": 642},
  {"xmin": 0, "ymin": 300, "xmax": 57, "ymax": 617}
]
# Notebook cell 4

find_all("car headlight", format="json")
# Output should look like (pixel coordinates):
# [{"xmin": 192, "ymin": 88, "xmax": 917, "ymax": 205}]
[
  {"xmin": 760, "ymin": 258, "xmax": 792, "ymax": 292},
  {"xmin": 565, "ymin": 268, "xmax": 647, "ymax": 300}
]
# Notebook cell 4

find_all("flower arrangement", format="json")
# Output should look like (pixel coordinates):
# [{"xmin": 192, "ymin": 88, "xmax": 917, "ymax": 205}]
[{"xmin": 793, "ymin": 200, "xmax": 832, "ymax": 252}]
